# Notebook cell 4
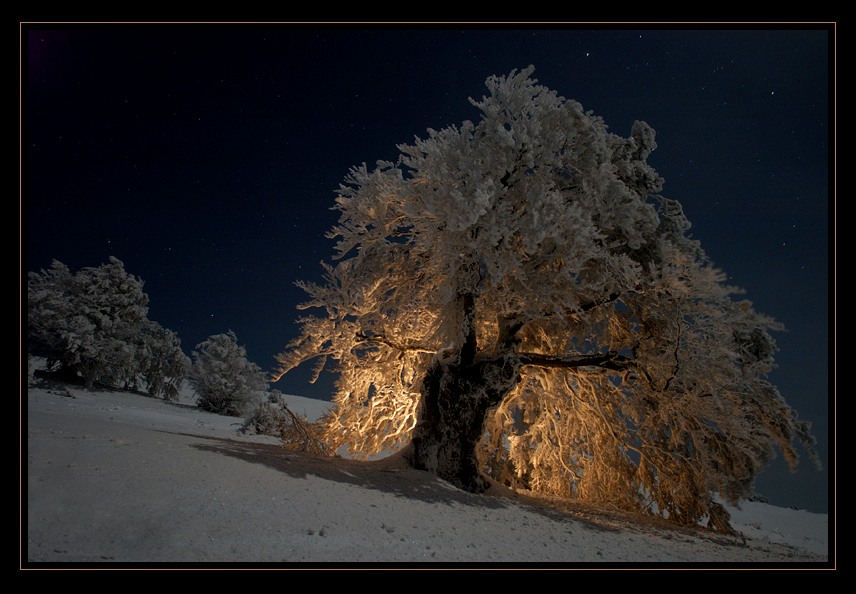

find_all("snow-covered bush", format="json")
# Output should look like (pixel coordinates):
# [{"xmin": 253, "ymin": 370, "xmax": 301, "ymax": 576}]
[
  {"xmin": 136, "ymin": 322, "xmax": 190, "ymax": 401},
  {"xmin": 188, "ymin": 331, "xmax": 267, "ymax": 417},
  {"xmin": 241, "ymin": 390, "xmax": 332, "ymax": 455},
  {"xmin": 241, "ymin": 390, "xmax": 290, "ymax": 436},
  {"xmin": 27, "ymin": 257, "xmax": 189, "ymax": 397}
]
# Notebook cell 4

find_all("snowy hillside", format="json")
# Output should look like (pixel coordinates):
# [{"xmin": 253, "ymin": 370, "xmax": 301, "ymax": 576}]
[{"xmin": 24, "ymin": 380, "xmax": 830, "ymax": 565}]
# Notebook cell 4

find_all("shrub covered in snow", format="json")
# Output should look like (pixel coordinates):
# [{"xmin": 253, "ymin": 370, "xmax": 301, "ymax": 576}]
[
  {"xmin": 241, "ymin": 390, "xmax": 290, "ymax": 436},
  {"xmin": 242, "ymin": 390, "xmax": 332, "ymax": 455},
  {"xmin": 188, "ymin": 331, "xmax": 267, "ymax": 416},
  {"xmin": 137, "ymin": 322, "xmax": 188, "ymax": 401}
]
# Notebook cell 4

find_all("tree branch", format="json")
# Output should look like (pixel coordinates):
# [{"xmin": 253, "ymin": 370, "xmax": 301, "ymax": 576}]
[
  {"xmin": 518, "ymin": 351, "xmax": 633, "ymax": 372},
  {"xmin": 498, "ymin": 317, "xmax": 525, "ymax": 349},
  {"xmin": 460, "ymin": 291, "xmax": 477, "ymax": 367},
  {"xmin": 354, "ymin": 331, "xmax": 433, "ymax": 354},
  {"xmin": 579, "ymin": 292, "xmax": 621, "ymax": 313},
  {"xmin": 500, "ymin": 292, "xmax": 622, "ymax": 353}
]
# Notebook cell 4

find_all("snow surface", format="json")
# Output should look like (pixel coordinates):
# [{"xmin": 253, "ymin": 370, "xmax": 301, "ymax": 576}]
[{"xmin": 24, "ymin": 380, "xmax": 831, "ymax": 566}]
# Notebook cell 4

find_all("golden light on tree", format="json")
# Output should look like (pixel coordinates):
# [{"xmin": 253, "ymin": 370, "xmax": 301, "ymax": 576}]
[{"xmin": 274, "ymin": 66, "xmax": 818, "ymax": 531}]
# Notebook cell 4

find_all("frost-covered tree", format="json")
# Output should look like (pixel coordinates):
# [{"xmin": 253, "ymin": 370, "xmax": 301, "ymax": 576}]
[
  {"xmin": 274, "ymin": 67, "xmax": 818, "ymax": 530},
  {"xmin": 136, "ymin": 321, "xmax": 190, "ymax": 401},
  {"xmin": 27, "ymin": 257, "xmax": 188, "ymax": 398},
  {"xmin": 189, "ymin": 331, "xmax": 267, "ymax": 417}
]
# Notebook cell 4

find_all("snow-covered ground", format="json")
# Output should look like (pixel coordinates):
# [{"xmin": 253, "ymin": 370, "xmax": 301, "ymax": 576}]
[{"xmin": 24, "ymin": 379, "xmax": 831, "ymax": 566}]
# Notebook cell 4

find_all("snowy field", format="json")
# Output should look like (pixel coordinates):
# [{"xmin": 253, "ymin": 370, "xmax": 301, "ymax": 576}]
[{"xmin": 24, "ymin": 380, "xmax": 831, "ymax": 567}]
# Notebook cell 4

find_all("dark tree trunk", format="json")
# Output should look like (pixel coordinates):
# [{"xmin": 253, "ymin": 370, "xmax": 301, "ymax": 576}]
[
  {"xmin": 406, "ymin": 354, "xmax": 521, "ymax": 492},
  {"xmin": 399, "ymin": 285, "xmax": 632, "ymax": 492},
  {"xmin": 404, "ymin": 290, "xmax": 523, "ymax": 492}
]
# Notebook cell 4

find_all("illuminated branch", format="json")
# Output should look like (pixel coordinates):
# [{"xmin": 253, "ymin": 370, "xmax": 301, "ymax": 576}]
[
  {"xmin": 280, "ymin": 403, "xmax": 332, "ymax": 456},
  {"xmin": 354, "ymin": 331, "xmax": 434, "ymax": 354}
]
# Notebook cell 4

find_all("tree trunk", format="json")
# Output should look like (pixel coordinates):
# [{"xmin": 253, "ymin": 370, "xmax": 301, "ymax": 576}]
[{"xmin": 405, "ymin": 355, "xmax": 521, "ymax": 492}]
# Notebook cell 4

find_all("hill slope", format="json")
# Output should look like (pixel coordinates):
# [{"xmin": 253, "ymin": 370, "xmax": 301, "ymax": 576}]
[{"xmin": 24, "ymin": 384, "xmax": 829, "ymax": 565}]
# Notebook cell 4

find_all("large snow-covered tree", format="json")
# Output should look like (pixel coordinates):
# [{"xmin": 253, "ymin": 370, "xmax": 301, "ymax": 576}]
[
  {"xmin": 274, "ymin": 67, "xmax": 818, "ymax": 529},
  {"xmin": 27, "ymin": 257, "xmax": 189, "ymax": 398}
]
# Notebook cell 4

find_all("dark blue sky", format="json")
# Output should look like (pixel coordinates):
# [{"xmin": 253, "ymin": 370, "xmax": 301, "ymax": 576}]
[{"xmin": 23, "ymin": 24, "xmax": 832, "ymax": 514}]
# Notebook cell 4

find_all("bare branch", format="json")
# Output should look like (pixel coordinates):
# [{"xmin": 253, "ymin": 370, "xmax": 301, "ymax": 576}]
[
  {"xmin": 585, "ymin": 292, "xmax": 621, "ymax": 312},
  {"xmin": 517, "ymin": 351, "xmax": 633, "ymax": 371}
]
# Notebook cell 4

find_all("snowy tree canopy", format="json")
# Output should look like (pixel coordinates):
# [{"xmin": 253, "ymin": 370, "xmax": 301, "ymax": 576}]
[
  {"xmin": 27, "ymin": 257, "xmax": 189, "ymax": 399},
  {"xmin": 274, "ymin": 66, "xmax": 818, "ymax": 530}
]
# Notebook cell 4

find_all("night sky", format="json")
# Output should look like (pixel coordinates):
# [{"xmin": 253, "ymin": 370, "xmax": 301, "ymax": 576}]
[{"xmin": 23, "ymin": 24, "xmax": 832, "ymax": 514}]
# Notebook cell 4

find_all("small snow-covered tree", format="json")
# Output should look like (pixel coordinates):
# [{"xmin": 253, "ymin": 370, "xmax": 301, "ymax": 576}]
[
  {"xmin": 27, "ymin": 257, "xmax": 188, "ymax": 397},
  {"xmin": 136, "ymin": 321, "xmax": 190, "ymax": 401},
  {"xmin": 189, "ymin": 331, "xmax": 267, "ymax": 416},
  {"xmin": 274, "ymin": 67, "xmax": 818, "ymax": 530}
]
